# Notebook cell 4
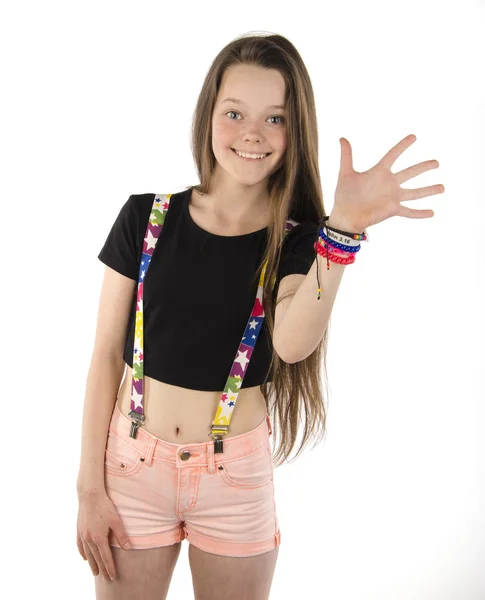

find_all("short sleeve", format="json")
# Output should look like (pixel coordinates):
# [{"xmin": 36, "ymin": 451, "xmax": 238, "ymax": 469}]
[
  {"xmin": 97, "ymin": 195, "xmax": 139, "ymax": 281},
  {"xmin": 277, "ymin": 221, "xmax": 319, "ymax": 282}
]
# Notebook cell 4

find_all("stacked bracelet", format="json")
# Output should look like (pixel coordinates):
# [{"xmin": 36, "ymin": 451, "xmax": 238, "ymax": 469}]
[{"xmin": 313, "ymin": 216, "xmax": 369, "ymax": 300}]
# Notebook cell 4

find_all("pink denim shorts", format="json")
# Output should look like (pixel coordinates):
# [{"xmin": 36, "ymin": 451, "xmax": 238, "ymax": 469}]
[{"xmin": 104, "ymin": 401, "xmax": 281, "ymax": 557}]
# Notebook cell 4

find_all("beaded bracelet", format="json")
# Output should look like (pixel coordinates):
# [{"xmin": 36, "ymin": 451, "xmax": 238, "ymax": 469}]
[{"xmin": 313, "ymin": 216, "xmax": 368, "ymax": 299}]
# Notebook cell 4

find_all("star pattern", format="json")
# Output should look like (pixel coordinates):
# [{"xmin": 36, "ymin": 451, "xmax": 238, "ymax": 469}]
[
  {"xmin": 234, "ymin": 349, "xmax": 250, "ymax": 371},
  {"xmin": 144, "ymin": 229, "xmax": 157, "ymax": 251},
  {"xmin": 130, "ymin": 386, "xmax": 143, "ymax": 410}
]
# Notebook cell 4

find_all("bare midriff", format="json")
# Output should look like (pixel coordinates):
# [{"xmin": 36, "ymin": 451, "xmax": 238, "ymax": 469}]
[{"xmin": 116, "ymin": 364, "xmax": 268, "ymax": 444}]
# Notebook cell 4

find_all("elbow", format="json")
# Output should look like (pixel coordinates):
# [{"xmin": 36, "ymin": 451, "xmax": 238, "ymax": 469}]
[
  {"xmin": 273, "ymin": 338, "xmax": 298, "ymax": 365},
  {"xmin": 274, "ymin": 337, "xmax": 322, "ymax": 365}
]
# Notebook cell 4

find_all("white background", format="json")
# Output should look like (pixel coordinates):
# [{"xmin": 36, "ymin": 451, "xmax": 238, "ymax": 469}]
[{"xmin": 1, "ymin": 0, "xmax": 484, "ymax": 598}]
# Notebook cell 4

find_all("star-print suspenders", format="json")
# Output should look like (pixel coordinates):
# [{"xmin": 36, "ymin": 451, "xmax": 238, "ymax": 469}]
[{"xmin": 128, "ymin": 193, "xmax": 298, "ymax": 453}]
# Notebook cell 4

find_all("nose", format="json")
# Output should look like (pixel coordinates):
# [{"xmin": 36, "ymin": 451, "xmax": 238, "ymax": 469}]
[{"xmin": 242, "ymin": 122, "xmax": 264, "ymax": 143}]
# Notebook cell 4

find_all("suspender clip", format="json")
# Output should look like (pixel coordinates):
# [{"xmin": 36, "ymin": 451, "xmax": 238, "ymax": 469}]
[
  {"xmin": 128, "ymin": 410, "xmax": 145, "ymax": 439},
  {"xmin": 210, "ymin": 424, "xmax": 229, "ymax": 454},
  {"xmin": 213, "ymin": 436, "xmax": 224, "ymax": 454}
]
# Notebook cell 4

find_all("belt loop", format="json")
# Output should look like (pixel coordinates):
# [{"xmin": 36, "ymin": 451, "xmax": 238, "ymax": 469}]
[
  {"xmin": 207, "ymin": 439, "xmax": 216, "ymax": 474},
  {"xmin": 266, "ymin": 413, "xmax": 272, "ymax": 436},
  {"xmin": 142, "ymin": 437, "xmax": 156, "ymax": 467}
]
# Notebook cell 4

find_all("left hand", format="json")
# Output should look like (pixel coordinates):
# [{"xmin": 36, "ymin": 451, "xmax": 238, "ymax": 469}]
[{"xmin": 329, "ymin": 134, "xmax": 445, "ymax": 233}]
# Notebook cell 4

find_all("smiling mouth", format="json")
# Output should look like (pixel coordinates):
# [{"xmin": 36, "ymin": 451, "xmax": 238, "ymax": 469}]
[{"xmin": 231, "ymin": 148, "xmax": 272, "ymax": 159}]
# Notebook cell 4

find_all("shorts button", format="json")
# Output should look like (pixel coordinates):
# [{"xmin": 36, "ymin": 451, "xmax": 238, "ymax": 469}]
[{"xmin": 180, "ymin": 450, "xmax": 191, "ymax": 461}]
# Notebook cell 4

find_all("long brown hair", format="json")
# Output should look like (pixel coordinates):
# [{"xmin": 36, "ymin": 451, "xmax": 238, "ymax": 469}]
[{"xmin": 188, "ymin": 32, "xmax": 330, "ymax": 467}]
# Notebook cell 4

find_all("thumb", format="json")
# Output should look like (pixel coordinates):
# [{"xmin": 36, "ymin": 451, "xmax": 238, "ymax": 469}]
[
  {"xmin": 112, "ymin": 520, "xmax": 132, "ymax": 550},
  {"xmin": 339, "ymin": 137, "xmax": 353, "ymax": 174}
]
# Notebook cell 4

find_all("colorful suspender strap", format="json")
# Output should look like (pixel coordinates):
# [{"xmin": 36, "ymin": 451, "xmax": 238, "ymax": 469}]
[{"xmin": 128, "ymin": 193, "xmax": 298, "ymax": 453}]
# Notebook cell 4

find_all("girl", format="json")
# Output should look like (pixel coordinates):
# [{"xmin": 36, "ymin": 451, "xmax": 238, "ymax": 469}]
[{"xmin": 76, "ymin": 32, "xmax": 443, "ymax": 600}]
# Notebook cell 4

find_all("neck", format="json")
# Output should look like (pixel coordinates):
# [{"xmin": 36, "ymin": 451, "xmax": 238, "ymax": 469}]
[{"xmin": 200, "ymin": 170, "xmax": 270, "ymax": 221}]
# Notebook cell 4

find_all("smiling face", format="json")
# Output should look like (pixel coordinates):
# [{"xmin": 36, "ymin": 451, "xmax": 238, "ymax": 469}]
[{"xmin": 211, "ymin": 63, "xmax": 287, "ymax": 187}]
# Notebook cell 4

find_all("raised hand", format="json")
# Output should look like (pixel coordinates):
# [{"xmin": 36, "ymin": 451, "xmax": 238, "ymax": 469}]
[{"xmin": 330, "ymin": 134, "xmax": 445, "ymax": 232}]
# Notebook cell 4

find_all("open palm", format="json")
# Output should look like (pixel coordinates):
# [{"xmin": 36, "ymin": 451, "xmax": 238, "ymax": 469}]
[{"xmin": 333, "ymin": 134, "xmax": 445, "ymax": 232}]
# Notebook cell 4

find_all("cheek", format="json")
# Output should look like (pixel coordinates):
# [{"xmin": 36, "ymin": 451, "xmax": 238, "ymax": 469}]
[
  {"xmin": 272, "ymin": 131, "xmax": 287, "ymax": 154},
  {"xmin": 212, "ymin": 119, "xmax": 236, "ymax": 147}
]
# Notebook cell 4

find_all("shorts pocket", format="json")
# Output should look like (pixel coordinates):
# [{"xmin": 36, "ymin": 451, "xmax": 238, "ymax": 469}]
[
  {"xmin": 104, "ymin": 429, "xmax": 145, "ymax": 478},
  {"xmin": 218, "ymin": 442, "xmax": 273, "ymax": 489}
]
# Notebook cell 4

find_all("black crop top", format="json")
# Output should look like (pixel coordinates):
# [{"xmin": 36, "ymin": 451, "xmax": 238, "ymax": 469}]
[{"xmin": 97, "ymin": 187, "xmax": 319, "ymax": 391}]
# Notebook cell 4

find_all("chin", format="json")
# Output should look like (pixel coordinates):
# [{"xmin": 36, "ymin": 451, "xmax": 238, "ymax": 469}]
[{"xmin": 230, "ymin": 173, "xmax": 270, "ymax": 186}]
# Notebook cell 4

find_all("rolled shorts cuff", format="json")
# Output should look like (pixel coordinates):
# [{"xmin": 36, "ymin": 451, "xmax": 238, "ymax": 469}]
[
  {"xmin": 185, "ymin": 527, "xmax": 281, "ymax": 558},
  {"xmin": 108, "ymin": 524, "xmax": 185, "ymax": 550},
  {"xmin": 108, "ymin": 525, "xmax": 281, "ymax": 557}
]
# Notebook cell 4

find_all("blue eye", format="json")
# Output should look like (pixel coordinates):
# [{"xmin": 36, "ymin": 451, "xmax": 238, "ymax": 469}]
[
  {"xmin": 268, "ymin": 115, "xmax": 285, "ymax": 125},
  {"xmin": 225, "ymin": 111, "xmax": 285, "ymax": 125}
]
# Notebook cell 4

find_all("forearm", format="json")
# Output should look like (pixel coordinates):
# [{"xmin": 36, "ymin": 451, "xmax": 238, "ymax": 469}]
[
  {"xmin": 76, "ymin": 352, "xmax": 126, "ymax": 497},
  {"xmin": 274, "ymin": 252, "xmax": 347, "ymax": 364}
]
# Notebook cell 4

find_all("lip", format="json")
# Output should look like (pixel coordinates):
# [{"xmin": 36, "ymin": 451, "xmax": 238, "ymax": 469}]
[{"xmin": 231, "ymin": 148, "xmax": 271, "ymax": 160}]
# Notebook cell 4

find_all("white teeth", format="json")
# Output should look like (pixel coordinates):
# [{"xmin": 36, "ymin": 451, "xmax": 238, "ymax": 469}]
[{"xmin": 234, "ymin": 149, "xmax": 268, "ymax": 159}]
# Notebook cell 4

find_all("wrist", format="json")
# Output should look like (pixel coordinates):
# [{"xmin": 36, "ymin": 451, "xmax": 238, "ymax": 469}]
[{"xmin": 327, "ymin": 211, "xmax": 364, "ymax": 233}]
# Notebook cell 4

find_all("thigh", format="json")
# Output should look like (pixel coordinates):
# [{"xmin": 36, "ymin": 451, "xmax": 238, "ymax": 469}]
[
  {"xmin": 94, "ymin": 542, "xmax": 182, "ymax": 600},
  {"xmin": 189, "ymin": 544, "xmax": 279, "ymax": 600}
]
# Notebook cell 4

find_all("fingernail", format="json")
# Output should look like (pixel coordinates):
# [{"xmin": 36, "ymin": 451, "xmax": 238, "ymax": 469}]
[{"xmin": 123, "ymin": 543, "xmax": 131, "ymax": 550}]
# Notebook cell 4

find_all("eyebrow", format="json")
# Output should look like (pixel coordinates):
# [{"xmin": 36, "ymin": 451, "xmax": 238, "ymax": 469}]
[{"xmin": 221, "ymin": 97, "xmax": 286, "ymax": 110}]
